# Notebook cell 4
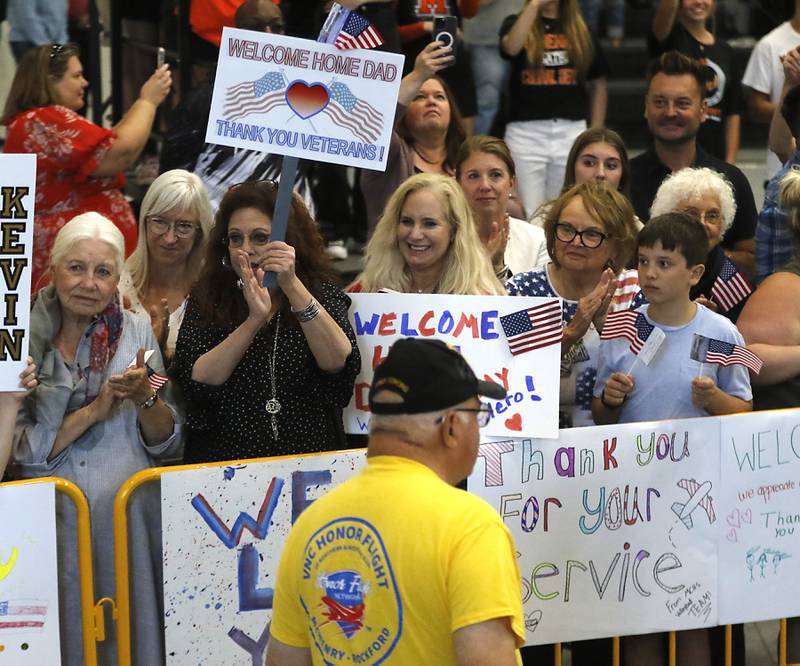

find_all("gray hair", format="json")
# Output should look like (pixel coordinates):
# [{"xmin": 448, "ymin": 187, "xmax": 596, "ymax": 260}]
[
  {"xmin": 125, "ymin": 169, "xmax": 214, "ymax": 294},
  {"xmin": 50, "ymin": 212, "xmax": 125, "ymax": 274},
  {"xmin": 369, "ymin": 400, "xmax": 472, "ymax": 441},
  {"xmin": 649, "ymin": 167, "xmax": 736, "ymax": 239}
]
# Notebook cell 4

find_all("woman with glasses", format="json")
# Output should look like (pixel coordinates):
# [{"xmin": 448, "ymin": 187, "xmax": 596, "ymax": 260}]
[
  {"xmin": 2, "ymin": 42, "xmax": 171, "ymax": 291},
  {"xmin": 171, "ymin": 181, "xmax": 360, "ymax": 464},
  {"xmin": 120, "ymin": 170, "xmax": 214, "ymax": 363},
  {"xmin": 507, "ymin": 182, "xmax": 640, "ymax": 428},
  {"xmin": 650, "ymin": 167, "xmax": 749, "ymax": 323}
]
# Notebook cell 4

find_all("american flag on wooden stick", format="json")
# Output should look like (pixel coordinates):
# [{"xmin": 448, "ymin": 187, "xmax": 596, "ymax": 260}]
[
  {"xmin": 710, "ymin": 258, "xmax": 752, "ymax": 312},
  {"xmin": 691, "ymin": 334, "xmax": 763, "ymax": 374},
  {"xmin": 601, "ymin": 310, "xmax": 657, "ymax": 356}
]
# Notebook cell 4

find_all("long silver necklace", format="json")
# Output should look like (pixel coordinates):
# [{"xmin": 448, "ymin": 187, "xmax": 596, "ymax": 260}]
[{"xmin": 265, "ymin": 313, "xmax": 281, "ymax": 440}]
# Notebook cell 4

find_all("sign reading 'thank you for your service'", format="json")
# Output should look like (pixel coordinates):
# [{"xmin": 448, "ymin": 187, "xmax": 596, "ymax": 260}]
[
  {"xmin": 0, "ymin": 153, "xmax": 35, "ymax": 392},
  {"xmin": 206, "ymin": 28, "xmax": 404, "ymax": 171}
]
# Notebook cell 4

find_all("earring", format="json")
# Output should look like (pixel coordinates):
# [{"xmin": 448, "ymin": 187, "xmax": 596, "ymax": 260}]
[{"xmin": 221, "ymin": 254, "xmax": 231, "ymax": 268}]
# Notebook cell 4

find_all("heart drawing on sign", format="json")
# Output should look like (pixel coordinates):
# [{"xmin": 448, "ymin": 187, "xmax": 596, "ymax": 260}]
[
  {"xmin": 525, "ymin": 610, "xmax": 543, "ymax": 632},
  {"xmin": 505, "ymin": 413, "xmax": 522, "ymax": 431},
  {"xmin": 285, "ymin": 81, "xmax": 330, "ymax": 119},
  {"xmin": 741, "ymin": 508, "xmax": 752, "ymax": 524},
  {"xmin": 726, "ymin": 528, "xmax": 737, "ymax": 543},
  {"xmin": 726, "ymin": 509, "xmax": 741, "ymax": 529}
]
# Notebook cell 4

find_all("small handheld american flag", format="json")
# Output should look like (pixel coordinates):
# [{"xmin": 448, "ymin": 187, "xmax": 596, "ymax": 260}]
[
  {"xmin": 146, "ymin": 365, "xmax": 170, "ymax": 391},
  {"xmin": 709, "ymin": 257, "xmax": 752, "ymax": 312},
  {"xmin": 600, "ymin": 310, "xmax": 665, "ymax": 370},
  {"xmin": 334, "ymin": 11, "xmax": 384, "ymax": 50},
  {"xmin": 499, "ymin": 301, "xmax": 562, "ymax": 355},
  {"xmin": 690, "ymin": 334, "xmax": 762, "ymax": 374}
]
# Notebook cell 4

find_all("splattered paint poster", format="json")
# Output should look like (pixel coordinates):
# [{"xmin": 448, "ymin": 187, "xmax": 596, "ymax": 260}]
[
  {"xmin": 469, "ymin": 416, "xmax": 720, "ymax": 645},
  {"xmin": 161, "ymin": 451, "xmax": 365, "ymax": 665},
  {"xmin": 0, "ymin": 482, "xmax": 60, "ymax": 664},
  {"xmin": 718, "ymin": 409, "xmax": 800, "ymax": 624}
]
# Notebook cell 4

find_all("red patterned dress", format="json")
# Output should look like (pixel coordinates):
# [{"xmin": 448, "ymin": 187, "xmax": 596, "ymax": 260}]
[{"xmin": 4, "ymin": 105, "xmax": 138, "ymax": 291}]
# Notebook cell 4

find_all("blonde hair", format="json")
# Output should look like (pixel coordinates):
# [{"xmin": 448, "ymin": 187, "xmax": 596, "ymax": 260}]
[
  {"xmin": 650, "ymin": 167, "xmax": 736, "ymax": 239},
  {"xmin": 125, "ymin": 169, "xmax": 214, "ymax": 295},
  {"xmin": 780, "ymin": 167, "xmax": 800, "ymax": 243},
  {"xmin": 51, "ymin": 212, "xmax": 125, "ymax": 275},
  {"xmin": 523, "ymin": 0, "xmax": 593, "ymax": 77},
  {"xmin": 359, "ymin": 173, "xmax": 504, "ymax": 295}
]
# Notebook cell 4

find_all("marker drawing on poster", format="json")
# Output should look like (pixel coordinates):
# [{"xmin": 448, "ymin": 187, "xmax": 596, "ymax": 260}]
[
  {"xmin": 0, "ymin": 154, "xmax": 35, "ymax": 392},
  {"xmin": 0, "ymin": 483, "xmax": 61, "ymax": 664},
  {"xmin": 345, "ymin": 294, "xmax": 562, "ymax": 438},
  {"xmin": 470, "ymin": 417, "xmax": 720, "ymax": 645},
  {"xmin": 717, "ymin": 409, "xmax": 800, "ymax": 624},
  {"xmin": 161, "ymin": 451, "xmax": 366, "ymax": 666},
  {"xmin": 206, "ymin": 28, "xmax": 404, "ymax": 171}
]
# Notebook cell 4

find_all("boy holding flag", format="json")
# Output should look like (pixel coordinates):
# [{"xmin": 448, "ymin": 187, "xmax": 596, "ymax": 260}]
[{"xmin": 592, "ymin": 213, "xmax": 754, "ymax": 425}]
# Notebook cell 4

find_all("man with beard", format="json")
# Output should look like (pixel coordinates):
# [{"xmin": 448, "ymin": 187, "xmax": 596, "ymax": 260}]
[{"xmin": 630, "ymin": 51, "xmax": 757, "ymax": 277}]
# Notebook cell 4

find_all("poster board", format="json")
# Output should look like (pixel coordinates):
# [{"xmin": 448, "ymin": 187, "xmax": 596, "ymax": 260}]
[
  {"xmin": 718, "ymin": 408, "xmax": 800, "ymax": 624},
  {"xmin": 469, "ymin": 417, "xmax": 721, "ymax": 645},
  {"xmin": 161, "ymin": 451, "xmax": 365, "ymax": 665},
  {"xmin": 206, "ymin": 28, "xmax": 404, "ymax": 171},
  {"xmin": 0, "ymin": 154, "xmax": 35, "ymax": 391},
  {"xmin": 345, "ymin": 294, "xmax": 562, "ymax": 438},
  {"xmin": 0, "ymin": 482, "xmax": 61, "ymax": 664}
]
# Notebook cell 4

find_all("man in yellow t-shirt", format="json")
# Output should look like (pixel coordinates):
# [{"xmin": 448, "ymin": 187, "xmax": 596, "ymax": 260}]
[{"xmin": 267, "ymin": 338, "xmax": 525, "ymax": 666}]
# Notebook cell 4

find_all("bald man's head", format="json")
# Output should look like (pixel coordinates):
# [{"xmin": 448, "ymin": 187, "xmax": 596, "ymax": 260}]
[{"xmin": 235, "ymin": 0, "xmax": 284, "ymax": 33}]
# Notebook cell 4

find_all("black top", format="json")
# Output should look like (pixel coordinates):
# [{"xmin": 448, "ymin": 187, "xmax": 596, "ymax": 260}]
[
  {"xmin": 499, "ymin": 14, "xmax": 607, "ymax": 123},
  {"xmin": 629, "ymin": 146, "xmax": 757, "ymax": 249},
  {"xmin": 172, "ymin": 281, "xmax": 361, "ymax": 464},
  {"xmin": 691, "ymin": 244, "xmax": 750, "ymax": 323},
  {"xmin": 647, "ymin": 23, "xmax": 742, "ymax": 160}
]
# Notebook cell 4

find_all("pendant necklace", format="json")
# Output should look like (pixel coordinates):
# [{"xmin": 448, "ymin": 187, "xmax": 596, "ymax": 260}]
[{"xmin": 265, "ymin": 313, "xmax": 281, "ymax": 440}]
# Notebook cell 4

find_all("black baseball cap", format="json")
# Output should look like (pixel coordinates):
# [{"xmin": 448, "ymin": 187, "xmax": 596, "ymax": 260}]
[{"xmin": 369, "ymin": 338, "xmax": 507, "ymax": 415}]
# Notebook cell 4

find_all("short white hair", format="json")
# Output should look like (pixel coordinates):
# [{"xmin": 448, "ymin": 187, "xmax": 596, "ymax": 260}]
[
  {"xmin": 126, "ymin": 169, "xmax": 214, "ymax": 294},
  {"xmin": 649, "ymin": 167, "xmax": 736, "ymax": 239},
  {"xmin": 50, "ymin": 212, "xmax": 125, "ymax": 274},
  {"xmin": 369, "ymin": 399, "xmax": 471, "ymax": 441}
]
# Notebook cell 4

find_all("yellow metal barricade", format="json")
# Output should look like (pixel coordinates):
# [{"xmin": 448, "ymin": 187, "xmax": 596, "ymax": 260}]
[{"xmin": 1, "ymin": 477, "xmax": 100, "ymax": 666}]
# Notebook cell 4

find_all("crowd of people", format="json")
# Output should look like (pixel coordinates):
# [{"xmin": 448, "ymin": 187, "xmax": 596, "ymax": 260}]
[{"xmin": 2, "ymin": 0, "xmax": 800, "ymax": 664}]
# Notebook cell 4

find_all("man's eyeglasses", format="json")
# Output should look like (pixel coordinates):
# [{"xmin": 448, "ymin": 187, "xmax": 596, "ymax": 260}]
[
  {"xmin": 555, "ymin": 223, "xmax": 609, "ymax": 249},
  {"xmin": 146, "ymin": 216, "xmax": 199, "ymax": 238},
  {"xmin": 445, "ymin": 403, "xmax": 493, "ymax": 428},
  {"xmin": 223, "ymin": 231, "xmax": 271, "ymax": 248}
]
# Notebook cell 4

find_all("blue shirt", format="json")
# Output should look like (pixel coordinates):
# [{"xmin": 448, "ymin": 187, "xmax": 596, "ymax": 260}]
[{"xmin": 755, "ymin": 149, "xmax": 800, "ymax": 284}]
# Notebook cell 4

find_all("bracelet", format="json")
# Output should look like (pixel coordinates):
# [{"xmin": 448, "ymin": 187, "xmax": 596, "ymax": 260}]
[
  {"xmin": 292, "ymin": 298, "xmax": 320, "ymax": 323},
  {"xmin": 137, "ymin": 390, "xmax": 158, "ymax": 410}
]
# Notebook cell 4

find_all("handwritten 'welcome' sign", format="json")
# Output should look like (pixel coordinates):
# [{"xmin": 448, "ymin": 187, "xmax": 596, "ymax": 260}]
[
  {"xmin": 206, "ymin": 28, "xmax": 404, "ymax": 171},
  {"xmin": 345, "ymin": 294, "xmax": 561, "ymax": 438}
]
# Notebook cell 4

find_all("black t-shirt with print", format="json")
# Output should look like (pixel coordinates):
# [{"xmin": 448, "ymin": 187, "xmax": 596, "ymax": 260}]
[
  {"xmin": 499, "ymin": 14, "xmax": 608, "ymax": 123},
  {"xmin": 648, "ymin": 23, "xmax": 742, "ymax": 160}
]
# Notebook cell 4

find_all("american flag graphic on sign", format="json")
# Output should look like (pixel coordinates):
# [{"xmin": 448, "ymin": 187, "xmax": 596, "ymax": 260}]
[
  {"xmin": 710, "ymin": 257, "xmax": 752, "ymax": 312},
  {"xmin": 500, "ymin": 301, "xmax": 562, "ymax": 355},
  {"xmin": 224, "ymin": 71, "xmax": 286, "ymax": 122},
  {"xmin": 601, "ymin": 310, "xmax": 655, "ymax": 355},
  {"xmin": 334, "ymin": 12, "xmax": 384, "ymax": 50},
  {"xmin": 691, "ymin": 334, "xmax": 763, "ymax": 374},
  {"xmin": 0, "ymin": 600, "xmax": 47, "ymax": 632},
  {"xmin": 322, "ymin": 81, "xmax": 384, "ymax": 143}
]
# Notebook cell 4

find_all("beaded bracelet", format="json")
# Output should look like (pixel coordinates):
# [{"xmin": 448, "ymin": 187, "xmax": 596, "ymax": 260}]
[{"xmin": 292, "ymin": 298, "xmax": 320, "ymax": 323}]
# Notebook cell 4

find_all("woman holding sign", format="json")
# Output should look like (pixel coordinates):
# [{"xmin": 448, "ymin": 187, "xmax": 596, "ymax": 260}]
[
  {"xmin": 13, "ymin": 212, "xmax": 183, "ymax": 665},
  {"xmin": 507, "ymin": 182, "xmax": 641, "ymax": 428},
  {"xmin": 352, "ymin": 172, "xmax": 504, "ymax": 295},
  {"xmin": 172, "ymin": 180, "xmax": 360, "ymax": 464},
  {"xmin": 2, "ymin": 42, "xmax": 172, "ymax": 291}
]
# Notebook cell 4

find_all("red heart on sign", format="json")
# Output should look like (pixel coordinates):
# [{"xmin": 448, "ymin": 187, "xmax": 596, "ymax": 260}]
[
  {"xmin": 285, "ymin": 81, "xmax": 330, "ymax": 119},
  {"xmin": 504, "ymin": 413, "xmax": 522, "ymax": 431}
]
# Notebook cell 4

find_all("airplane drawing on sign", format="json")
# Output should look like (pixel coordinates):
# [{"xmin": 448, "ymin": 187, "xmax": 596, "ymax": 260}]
[{"xmin": 672, "ymin": 479, "xmax": 716, "ymax": 529}]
